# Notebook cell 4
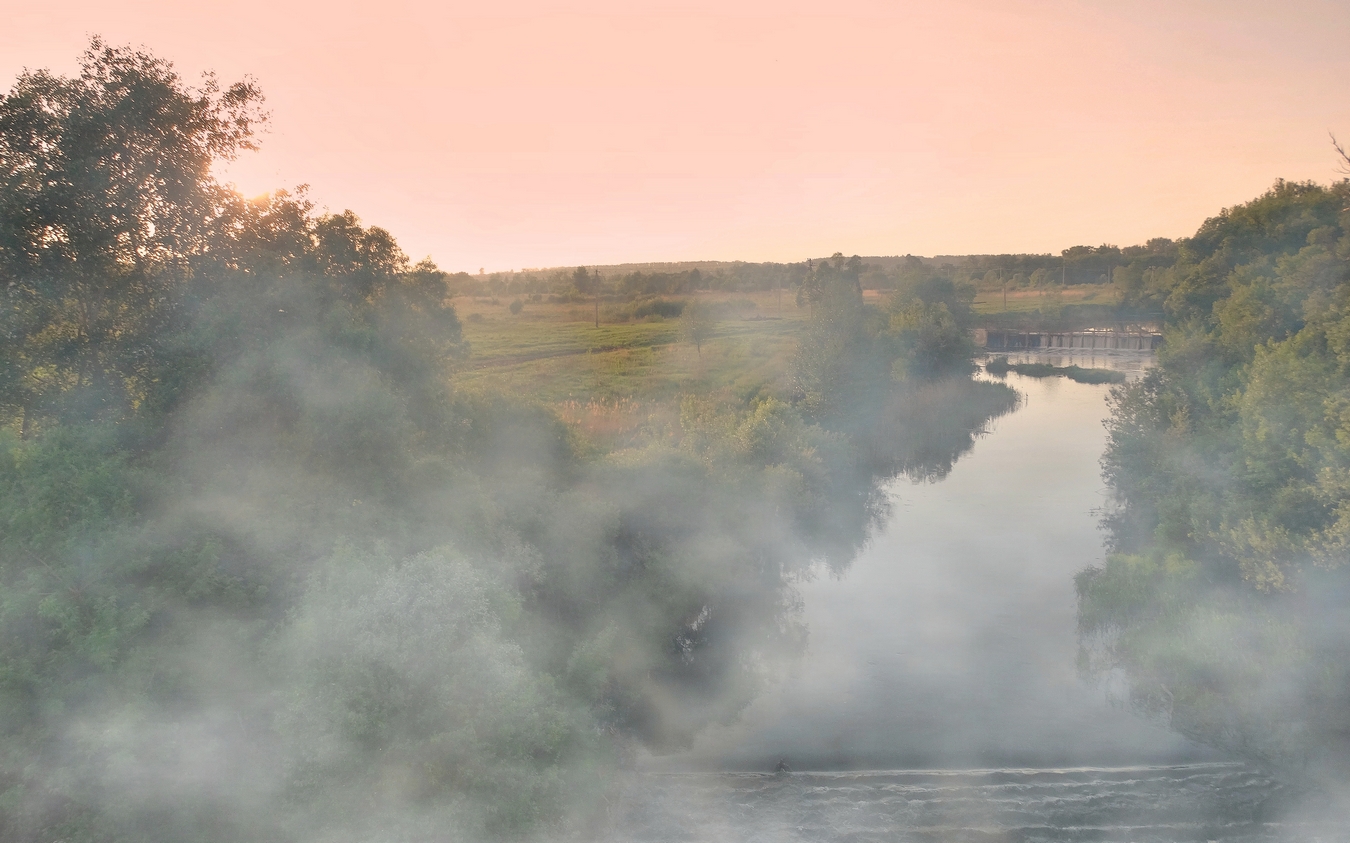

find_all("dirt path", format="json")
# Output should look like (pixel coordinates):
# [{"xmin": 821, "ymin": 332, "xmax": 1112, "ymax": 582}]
[{"xmin": 465, "ymin": 340, "xmax": 677, "ymax": 370}]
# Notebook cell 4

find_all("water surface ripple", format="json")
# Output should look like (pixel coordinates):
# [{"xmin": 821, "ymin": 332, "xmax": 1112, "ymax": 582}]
[
  {"xmin": 613, "ymin": 364, "xmax": 1350, "ymax": 840},
  {"xmin": 606, "ymin": 764, "xmax": 1336, "ymax": 843}
]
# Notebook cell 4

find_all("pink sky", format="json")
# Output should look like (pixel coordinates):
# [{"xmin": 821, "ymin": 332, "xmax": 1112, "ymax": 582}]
[{"xmin": 5, "ymin": 0, "xmax": 1348, "ymax": 271}]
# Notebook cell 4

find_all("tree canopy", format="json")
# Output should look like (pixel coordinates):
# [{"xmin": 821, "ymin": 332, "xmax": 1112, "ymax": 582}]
[
  {"xmin": 0, "ymin": 40, "xmax": 266, "ymax": 430},
  {"xmin": 1077, "ymin": 177, "xmax": 1350, "ymax": 771}
]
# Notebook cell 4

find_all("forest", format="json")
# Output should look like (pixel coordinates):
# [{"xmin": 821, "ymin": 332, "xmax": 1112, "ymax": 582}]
[{"xmin": 0, "ymin": 43, "xmax": 1016, "ymax": 841}]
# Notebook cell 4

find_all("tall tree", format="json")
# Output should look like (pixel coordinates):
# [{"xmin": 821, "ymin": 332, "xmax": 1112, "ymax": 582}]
[
  {"xmin": 0, "ymin": 38, "xmax": 265, "ymax": 431},
  {"xmin": 681, "ymin": 298, "xmax": 714, "ymax": 355}
]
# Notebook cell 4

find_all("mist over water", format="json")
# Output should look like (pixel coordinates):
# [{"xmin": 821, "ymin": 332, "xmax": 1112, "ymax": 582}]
[
  {"xmin": 659, "ymin": 367, "xmax": 1195, "ymax": 771},
  {"xmin": 602, "ymin": 363, "xmax": 1335, "ymax": 841}
]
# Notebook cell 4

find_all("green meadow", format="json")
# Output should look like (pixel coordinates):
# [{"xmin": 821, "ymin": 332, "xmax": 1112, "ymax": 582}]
[{"xmin": 452, "ymin": 291, "xmax": 808, "ymax": 405}]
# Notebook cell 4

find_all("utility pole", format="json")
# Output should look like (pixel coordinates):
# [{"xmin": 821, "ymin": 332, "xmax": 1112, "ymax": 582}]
[
  {"xmin": 593, "ymin": 268, "xmax": 600, "ymax": 328},
  {"xmin": 1001, "ymin": 268, "xmax": 1007, "ymax": 311}
]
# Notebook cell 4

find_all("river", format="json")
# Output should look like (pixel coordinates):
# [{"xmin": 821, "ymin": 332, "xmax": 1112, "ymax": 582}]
[{"xmin": 604, "ymin": 356, "xmax": 1343, "ymax": 841}]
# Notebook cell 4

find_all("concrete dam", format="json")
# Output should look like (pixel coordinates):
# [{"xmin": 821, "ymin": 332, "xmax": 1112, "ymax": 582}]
[{"xmin": 975, "ymin": 327, "xmax": 1162, "ymax": 352}]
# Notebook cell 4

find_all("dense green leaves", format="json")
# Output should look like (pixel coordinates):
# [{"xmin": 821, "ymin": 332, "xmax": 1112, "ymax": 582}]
[
  {"xmin": 0, "ymin": 40, "xmax": 266, "ymax": 431},
  {"xmin": 1078, "ymin": 178, "xmax": 1350, "ymax": 772}
]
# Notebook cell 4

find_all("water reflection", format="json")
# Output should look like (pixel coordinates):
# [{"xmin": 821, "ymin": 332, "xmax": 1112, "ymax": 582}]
[
  {"xmin": 654, "ymin": 368, "xmax": 1204, "ymax": 771},
  {"xmin": 989, "ymin": 348, "xmax": 1157, "ymax": 377}
]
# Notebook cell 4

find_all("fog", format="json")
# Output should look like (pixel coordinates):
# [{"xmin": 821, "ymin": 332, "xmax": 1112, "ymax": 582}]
[
  {"xmin": 670, "ymin": 369, "xmax": 1202, "ymax": 772},
  {"xmin": 5, "ymin": 39, "xmax": 1350, "ymax": 843}
]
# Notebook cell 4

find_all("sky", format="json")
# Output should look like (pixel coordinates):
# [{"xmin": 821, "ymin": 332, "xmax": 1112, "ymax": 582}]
[{"xmin": 4, "ymin": 0, "xmax": 1348, "ymax": 271}]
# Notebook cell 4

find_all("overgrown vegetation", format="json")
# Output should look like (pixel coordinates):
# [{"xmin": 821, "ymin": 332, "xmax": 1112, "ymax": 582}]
[
  {"xmin": 0, "ymin": 43, "xmax": 1015, "ymax": 841},
  {"xmin": 1074, "ymin": 178, "xmax": 1350, "ymax": 775}
]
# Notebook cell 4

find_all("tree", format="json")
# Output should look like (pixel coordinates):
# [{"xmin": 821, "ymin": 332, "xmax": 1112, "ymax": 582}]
[
  {"xmin": 571, "ymin": 265, "xmax": 593, "ymax": 295},
  {"xmin": 1076, "ymin": 179, "xmax": 1350, "ymax": 770},
  {"xmin": 572, "ymin": 266, "xmax": 602, "ymax": 326},
  {"xmin": 0, "ymin": 38, "xmax": 265, "ymax": 431},
  {"xmin": 311, "ymin": 209, "xmax": 409, "ymax": 301},
  {"xmin": 681, "ymin": 299, "xmax": 714, "ymax": 355}
]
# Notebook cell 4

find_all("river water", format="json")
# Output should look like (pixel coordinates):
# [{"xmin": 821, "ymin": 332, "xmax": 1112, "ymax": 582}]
[{"xmin": 605, "ymin": 358, "xmax": 1347, "ymax": 841}]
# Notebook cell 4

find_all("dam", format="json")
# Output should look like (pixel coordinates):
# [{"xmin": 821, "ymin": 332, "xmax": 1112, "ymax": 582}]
[{"xmin": 975, "ymin": 327, "xmax": 1162, "ymax": 352}]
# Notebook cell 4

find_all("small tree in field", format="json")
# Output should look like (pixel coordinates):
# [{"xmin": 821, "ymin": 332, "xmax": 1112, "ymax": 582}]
[{"xmin": 681, "ymin": 300, "xmax": 714, "ymax": 356}]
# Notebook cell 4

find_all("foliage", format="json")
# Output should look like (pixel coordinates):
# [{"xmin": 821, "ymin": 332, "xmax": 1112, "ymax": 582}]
[
  {"xmin": 1076, "ymin": 552, "xmax": 1317, "ymax": 765},
  {"xmin": 273, "ymin": 547, "xmax": 587, "ymax": 839},
  {"xmin": 679, "ymin": 299, "xmax": 714, "ymax": 355},
  {"xmin": 1076, "ymin": 178, "xmax": 1350, "ymax": 772},
  {"xmin": 631, "ymin": 298, "xmax": 685, "ymax": 320},
  {"xmin": 788, "ymin": 260, "xmax": 877, "ymax": 415},
  {"xmin": 0, "ymin": 40, "xmax": 265, "ymax": 432},
  {"xmin": 885, "ymin": 275, "xmax": 977, "ymax": 379}
]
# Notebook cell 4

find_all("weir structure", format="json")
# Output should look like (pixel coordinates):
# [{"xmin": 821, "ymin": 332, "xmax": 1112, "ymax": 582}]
[{"xmin": 974, "ymin": 327, "xmax": 1162, "ymax": 352}]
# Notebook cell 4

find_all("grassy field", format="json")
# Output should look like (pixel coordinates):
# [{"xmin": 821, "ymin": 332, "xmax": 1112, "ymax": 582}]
[
  {"xmin": 450, "ymin": 283, "xmax": 1123, "ymax": 444},
  {"xmin": 451, "ymin": 283, "xmax": 1120, "ymax": 401},
  {"xmin": 970, "ymin": 283, "xmax": 1117, "ymax": 315},
  {"xmin": 451, "ymin": 291, "xmax": 809, "ymax": 443}
]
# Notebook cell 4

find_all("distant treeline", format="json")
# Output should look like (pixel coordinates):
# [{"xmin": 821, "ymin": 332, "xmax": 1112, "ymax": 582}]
[{"xmin": 452, "ymin": 240, "xmax": 1183, "ymax": 301}]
